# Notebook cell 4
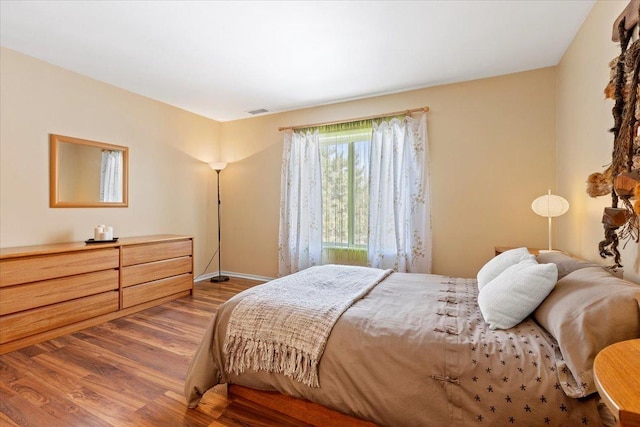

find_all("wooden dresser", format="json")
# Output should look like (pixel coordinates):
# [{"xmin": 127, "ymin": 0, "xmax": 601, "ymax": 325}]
[{"xmin": 0, "ymin": 234, "xmax": 193, "ymax": 354}]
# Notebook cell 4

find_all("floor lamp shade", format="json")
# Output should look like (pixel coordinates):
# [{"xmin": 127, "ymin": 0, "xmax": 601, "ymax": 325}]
[
  {"xmin": 531, "ymin": 190, "xmax": 569, "ymax": 252},
  {"xmin": 209, "ymin": 161, "xmax": 229, "ymax": 283},
  {"xmin": 208, "ymin": 162, "xmax": 227, "ymax": 171}
]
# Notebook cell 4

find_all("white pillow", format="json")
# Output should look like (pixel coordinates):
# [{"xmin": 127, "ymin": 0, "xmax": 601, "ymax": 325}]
[
  {"xmin": 477, "ymin": 247, "xmax": 531, "ymax": 289},
  {"xmin": 478, "ymin": 258, "xmax": 558, "ymax": 330}
]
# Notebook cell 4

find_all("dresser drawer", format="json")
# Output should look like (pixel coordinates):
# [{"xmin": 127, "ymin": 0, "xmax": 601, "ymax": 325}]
[
  {"xmin": 0, "ymin": 291, "xmax": 119, "ymax": 344},
  {"xmin": 0, "ymin": 248, "xmax": 119, "ymax": 287},
  {"xmin": 122, "ymin": 273, "xmax": 193, "ymax": 308},
  {"xmin": 121, "ymin": 239, "xmax": 192, "ymax": 266},
  {"xmin": 121, "ymin": 256, "xmax": 192, "ymax": 287},
  {"xmin": 0, "ymin": 269, "xmax": 118, "ymax": 316}
]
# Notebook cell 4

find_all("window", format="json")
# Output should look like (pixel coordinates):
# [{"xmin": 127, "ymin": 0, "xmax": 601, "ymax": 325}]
[
  {"xmin": 319, "ymin": 123, "xmax": 371, "ymax": 265},
  {"xmin": 278, "ymin": 112, "xmax": 430, "ymax": 276}
]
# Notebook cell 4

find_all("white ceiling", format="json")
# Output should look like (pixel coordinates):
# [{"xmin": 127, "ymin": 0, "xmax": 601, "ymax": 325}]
[{"xmin": 0, "ymin": 0, "xmax": 595, "ymax": 122}]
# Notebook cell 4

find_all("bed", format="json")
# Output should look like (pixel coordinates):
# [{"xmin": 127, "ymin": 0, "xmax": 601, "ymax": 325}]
[{"xmin": 184, "ymin": 250, "xmax": 640, "ymax": 426}]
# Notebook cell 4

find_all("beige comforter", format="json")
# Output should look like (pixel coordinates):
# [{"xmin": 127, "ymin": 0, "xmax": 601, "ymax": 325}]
[{"xmin": 185, "ymin": 272, "xmax": 603, "ymax": 426}]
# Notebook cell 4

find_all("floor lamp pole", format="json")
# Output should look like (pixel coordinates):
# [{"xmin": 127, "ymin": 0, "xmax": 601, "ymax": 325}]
[{"xmin": 211, "ymin": 169, "xmax": 229, "ymax": 283}]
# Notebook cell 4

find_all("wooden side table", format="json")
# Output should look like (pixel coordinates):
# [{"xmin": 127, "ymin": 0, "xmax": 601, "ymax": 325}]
[
  {"xmin": 594, "ymin": 339, "xmax": 640, "ymax": 427},
  {"xmin": 494, "ymin": 246, "xmax": 543, "ymax": 256}
]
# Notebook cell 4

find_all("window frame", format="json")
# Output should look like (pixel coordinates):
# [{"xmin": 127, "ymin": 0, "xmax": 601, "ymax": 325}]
[{"xmin": 318, "ymin": 125, "xmax": 371, "ymax": 253}]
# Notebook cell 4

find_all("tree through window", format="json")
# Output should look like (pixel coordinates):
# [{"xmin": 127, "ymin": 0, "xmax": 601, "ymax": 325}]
[{"xmin": 319, "ymin": 123, "xmax": 371, "ymax": 265}]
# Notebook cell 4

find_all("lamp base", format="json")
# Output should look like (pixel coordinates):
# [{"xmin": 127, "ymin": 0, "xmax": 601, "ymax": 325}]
[{"xmin": 210, "ymin": 275, "xmax": 230, "ymax": 283}]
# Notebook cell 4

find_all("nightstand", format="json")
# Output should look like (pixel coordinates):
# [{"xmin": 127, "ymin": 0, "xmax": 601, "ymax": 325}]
[
  {"xmin": 594, "ymin": 339, "xmax": 640, "ymax": 427},
  {"xmin": 494, "ymin": 246, "xmax": 543, "ymax": 256}
]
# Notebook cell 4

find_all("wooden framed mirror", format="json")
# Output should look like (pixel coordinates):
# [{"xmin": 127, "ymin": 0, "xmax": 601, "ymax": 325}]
[{"xmin": 50, "ymin": 134, "xmax": 129, "ymax": 207}]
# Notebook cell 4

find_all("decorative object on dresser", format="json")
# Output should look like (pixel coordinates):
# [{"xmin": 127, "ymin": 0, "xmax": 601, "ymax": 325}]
[
  {"xmin": 93, "ymin": 224, "xmax": 114, "ymax": 240},
  {"xmin": 85, "ymin": 224, "xmax": 117, "ymax": 243},
  {"xmin": 208, "ymin": 161, "xmax": 229, "ymax": 283},
  {"xmin": 0, "ymin": 234, "xmax": 193, "ymax": 354},
  {"xmin": 530, "ymin": 189, "xmax": 570, "ymax": 252}
]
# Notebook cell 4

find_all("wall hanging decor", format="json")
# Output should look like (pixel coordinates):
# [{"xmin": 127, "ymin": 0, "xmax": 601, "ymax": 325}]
[{"xmin": 587, "ymin": 0, "xmax": 640, "ymax": 267}]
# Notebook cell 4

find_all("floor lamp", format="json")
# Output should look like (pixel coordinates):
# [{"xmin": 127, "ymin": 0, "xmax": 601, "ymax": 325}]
[
  {"xmin": 531, "ymin": 189, "xmax": 570, "ymax": 252},
  {"xmin": 209, "ymin": 162, "xmax": 229, "ymax": 282}
]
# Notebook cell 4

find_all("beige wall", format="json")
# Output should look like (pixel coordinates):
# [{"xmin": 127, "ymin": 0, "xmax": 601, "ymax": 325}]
[
  {"xmin": 7, "ymin": 16, "xmax": 627, "ymax": 283},
  {"xmin": 220, "ymin": 68, "xmax": 558, "ymax": 279},
  {"xmin": 557, "ymin": 0, "xmax": 639, "ymax": 283},
  {"xmin": 0, "ymin": 47, "xmax": 222, "ymax": 276}
]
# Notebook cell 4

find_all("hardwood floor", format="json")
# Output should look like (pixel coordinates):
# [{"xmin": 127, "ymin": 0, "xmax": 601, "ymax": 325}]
[{"xmin": 0, "ymin": 277, "xmax": 313, "ymax": 427}]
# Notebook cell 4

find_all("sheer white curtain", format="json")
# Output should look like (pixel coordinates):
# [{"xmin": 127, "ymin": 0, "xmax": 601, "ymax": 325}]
[
  {"xmin": 100, "ymin": 150, "xmax": 123, "ymax": 202},
  {"xmin": 278, "ymin": 130, "xmax": 323, "ymax": 276},
  {"xmin": 368, "ymin": 113, "xmax": 431, "ymax": 273}
]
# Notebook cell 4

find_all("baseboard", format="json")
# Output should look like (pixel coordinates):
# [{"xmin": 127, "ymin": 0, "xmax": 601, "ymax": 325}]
[{"xmin": 195, "ymin": 271, "xmax": 273, "ymax": 283}]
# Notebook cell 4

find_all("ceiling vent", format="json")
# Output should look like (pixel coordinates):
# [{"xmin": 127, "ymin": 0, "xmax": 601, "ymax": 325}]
[{"xmin": 247, "ymin": 108, "xmax": 269, "ymax": 115}]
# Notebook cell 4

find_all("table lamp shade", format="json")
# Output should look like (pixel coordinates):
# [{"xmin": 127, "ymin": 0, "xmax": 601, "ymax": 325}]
[{"xmin": 531, "ymin": 191, "xmax": 569, "ymax": 218}]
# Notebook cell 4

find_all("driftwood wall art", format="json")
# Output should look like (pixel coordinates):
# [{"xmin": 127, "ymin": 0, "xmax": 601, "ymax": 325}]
[{"xmin": 587, "ymin": 0, "xmax": 640, "ymax": 267}]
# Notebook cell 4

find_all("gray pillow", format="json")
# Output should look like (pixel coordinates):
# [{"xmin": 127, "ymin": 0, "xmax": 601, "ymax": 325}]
[
  {"xmin": 535, "ymin": 251, "xmax": 600, "ymax": 280},
  {"xmin": 533, "ymin": 266, "xmax": 640, "ymax": 397}
]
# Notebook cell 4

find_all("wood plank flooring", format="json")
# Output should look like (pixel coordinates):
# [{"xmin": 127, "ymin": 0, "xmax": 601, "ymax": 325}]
[{"xmin": 0, "ymin": 278, "xmax": 313, "ymax": 427}]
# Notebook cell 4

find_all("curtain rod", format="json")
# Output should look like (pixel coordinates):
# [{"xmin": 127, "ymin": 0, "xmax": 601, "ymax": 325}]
[{"xmin": 277, "ymin": 106, "xmax": 429, "ymax": 132}]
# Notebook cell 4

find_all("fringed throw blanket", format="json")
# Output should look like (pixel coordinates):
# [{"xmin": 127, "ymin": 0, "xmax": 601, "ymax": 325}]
[{"xmin": 223, "ymin": 264, "xmax": 392, "ymax": 387}]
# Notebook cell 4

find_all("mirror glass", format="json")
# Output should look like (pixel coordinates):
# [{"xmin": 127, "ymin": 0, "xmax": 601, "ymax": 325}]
[{"xmin": 50, "ymin": 134, "xmax": 128, "ymax": 207}]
